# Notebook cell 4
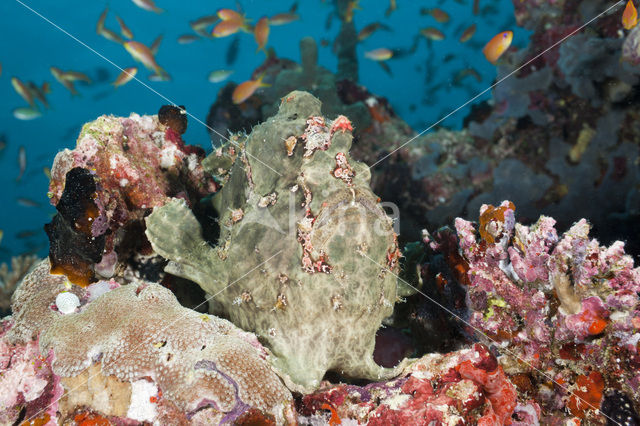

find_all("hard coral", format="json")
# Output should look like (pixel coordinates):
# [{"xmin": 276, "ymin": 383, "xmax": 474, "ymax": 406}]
[
  {"xmin": 146, "ymin": 91, "xmax": 403, "ymax": 392},
  {"xmin": 0, "ymin": 254, "xmax": 39, "ymax": 314},
  {"xmin": 4, "ymin": 260, "xmax": 293, "ymax": 424},
  {"xmin": 448, "ymin": 201, "xmax": 640, "ymax": 422}
]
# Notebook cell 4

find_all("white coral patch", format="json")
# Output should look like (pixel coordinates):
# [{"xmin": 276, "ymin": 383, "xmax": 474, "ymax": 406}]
[
  {"xmin": 151, "ymin": 131, "xmax": 165, "ymax": 147},
  {"xmin": 136, "ymin": 114, "xmax": 157, "ymax": 132},
  {"xmin": 56, "ymin": 291, "xmax": 80, "ymax": 314},
  {"xmin": 127, "ymin": 379, "xmax": 158, "ymax": 422},
  {"xmin": 383, "ymin": 393, "xmax": 410, "ymax": 410},
  {"xmin": 85, "ymin": 280, "xmax": 118, "ymax": 303},
  {"xmin": 160, "ymin": 145, "xmax": 179, "ymax": 169},
  {"xmin": 187, "ymin": 153, "xmax": 198, "ymax": 171}
]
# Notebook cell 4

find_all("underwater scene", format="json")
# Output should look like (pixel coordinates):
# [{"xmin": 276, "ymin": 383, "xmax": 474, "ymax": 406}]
[{"xmin": 1, "ymin": 0, "xmax": 640, "ymax": 424}]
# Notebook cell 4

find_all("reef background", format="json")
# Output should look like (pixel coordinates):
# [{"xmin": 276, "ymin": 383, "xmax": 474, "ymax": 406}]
[{"xmin": 0, "ymin": 0, "xmax": 524, "ymax": 261}]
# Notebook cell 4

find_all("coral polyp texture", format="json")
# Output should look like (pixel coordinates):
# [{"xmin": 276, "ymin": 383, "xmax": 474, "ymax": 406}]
[
  {"xmin": 46, "ymin": 110, "xmax": 216, "ymax": 286},
  {"xmin": 146, "ymin": 91, "xmax": 403, "ymax": 392},
  {"xmin": 441, "ymin": 200, "xmax": 640, "ymax": 424},
  {"xmin": 1, "ymin": 259, "xmax": 293, "ymax": 424}
]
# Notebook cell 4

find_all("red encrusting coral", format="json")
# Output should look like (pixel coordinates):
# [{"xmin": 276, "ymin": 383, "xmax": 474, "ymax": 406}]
[
  {"xmin": 299, "ymin": 344, "xmax": 520, "ymax": 425},
  {"xmin": 566, "ymin": 371, "xmax": 605, "ymax": 419}
]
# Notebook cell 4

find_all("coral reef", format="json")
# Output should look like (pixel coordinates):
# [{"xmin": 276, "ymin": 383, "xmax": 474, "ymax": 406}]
[
  {"xmin": 298, "ymin": 343, "xmax": 520, "ymax": 425},
  {"xmin": 2, "ymin": 259, "xmax": 294, "ymax": 424},
  {"xmin": 0, "ymin": 254, "xmax": 39, "ymax": 315},
  {"xmin": 47, "ymin": 108, "xmax": 217, "ymax": 286},
  {"xmin": 424, "ymin": 201, "xmax": 640, "ymax": 424},
  {"xmin": 4, "ymin": 19, "xmax": 640, "ymax": 417},
  {"xmin": 147, "ymin": 90, "xmax": 403, "ymax": 392}
]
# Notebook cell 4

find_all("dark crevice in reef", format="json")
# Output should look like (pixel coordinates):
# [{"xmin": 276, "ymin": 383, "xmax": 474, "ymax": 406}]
[{"xmin": 162, "ymin": 274, "xmax": 208, "ymax": 314}]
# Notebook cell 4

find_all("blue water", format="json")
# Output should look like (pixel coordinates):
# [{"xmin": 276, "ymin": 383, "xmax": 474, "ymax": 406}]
[{"xmin": 0, "ymin": 0, "xmax": 526, "ymax": 262}]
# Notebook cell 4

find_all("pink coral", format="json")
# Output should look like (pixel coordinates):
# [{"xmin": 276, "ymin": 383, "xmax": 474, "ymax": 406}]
[
  {"xmin": 450, "ymin": 201, "xmax": 640, "ymax": 422},
  {"xmin": 0, "ymin": 319, "xmax": 62, "ymax": 425},
  {"xmin": 48, "ymin": 113, "xmax": 216, "ymax": 253}
]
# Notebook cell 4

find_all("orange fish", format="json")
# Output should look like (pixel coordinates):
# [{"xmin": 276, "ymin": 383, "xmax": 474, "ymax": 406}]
[
  {"xmin": 232, "ymin": 74, "xmax": 270, "ymax": 104},
  {"xmin": 254, "ymin": 17, "xmax": 270, "ymax": 51},
  {"xmin": 99, "ymin": 28, "xmax": 124, "ymax": 44},
  {"xmin": 132, "ymin": 0, "xmax": 163, "ymax": 14},
  {"xmin": 96, "ymin": 7, "xmax": 108, "ymax": 34},
  {"xmin": 270, "ymin": 12, "xmax": 299, "ymax": 26},
  {"xmin": 270, "ymin": 2, "xmax": 299, "ymax": 25},
  {"xmin": 482, "ymin": 30, "xmax": 513, "ymax": 64},
  {"xmin": 357, "ymin": 22, "xmax": 392, "ymax": 41},
  {"xmin": 459, "ymin": 23, "xmax": 476, "ymax": 43},
  {"xmin": 428, "ymin": 8, "xmax": 450, "ymax": 23},
  {"xmin": 420, "ymin": 27, "xmax": 445, "ymax": 41},
  {"xmin": 116, "ymin": 15, "xmax": 134, "ymax": 39},
  {"xmin": 218, "ymin": 8, "xmax": 243, "ymax": 21},
  {"xmin": 124, "ymin": 41, "xmax": 165, "ymax": 75},
  {"xmin": 113, "ymin": 67, "xmax": 138, "ymax": 87},
  {"xmin": 321, "ymin": 403, "xmax": 342, "ymax": 426},
  {"xmin": 11, "ymin": 77, "xmax": 35, "ymax": 107},
  {"xmin": 212, "ymin": 19, "xmax": 245, "ymax": 37},
  {"xmin": 364, "ymin": 47, "xmax": 393, "ymax": 61},
  {"xmin": 623, "ymin": 0, "xmax": 638, "ymax": 30}
]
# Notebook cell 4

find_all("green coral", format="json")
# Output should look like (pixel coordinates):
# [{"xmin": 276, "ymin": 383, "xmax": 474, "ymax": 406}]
[{"xmin": 146, "ymin": 91, "xmax": 405, "ymax": 391}]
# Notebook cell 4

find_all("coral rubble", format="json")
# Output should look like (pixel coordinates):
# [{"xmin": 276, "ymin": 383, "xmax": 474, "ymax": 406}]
[{"xmin": 147, "ymin": 91, "xmax": 403, "ymax": 392}]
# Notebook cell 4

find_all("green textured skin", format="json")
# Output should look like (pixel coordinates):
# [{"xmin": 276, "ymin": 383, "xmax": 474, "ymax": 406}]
[{"xmin": 146, "ymin": 91, "xmax": 404, "ymax": 392}]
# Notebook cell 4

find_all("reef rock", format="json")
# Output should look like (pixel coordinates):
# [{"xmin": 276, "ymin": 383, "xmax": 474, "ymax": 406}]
[
  {"xmin": 146, "ymin": 90, "xmax": 404, "ymax": 392},
  {"xmin": 47, "ymin": 111, "xmax": 216, "ymax": 286}
]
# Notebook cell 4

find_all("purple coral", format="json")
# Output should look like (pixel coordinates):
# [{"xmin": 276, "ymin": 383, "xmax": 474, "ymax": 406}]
[{"xmin": 451, "ymin": 201, "xmax": 640, "ymax": 423}]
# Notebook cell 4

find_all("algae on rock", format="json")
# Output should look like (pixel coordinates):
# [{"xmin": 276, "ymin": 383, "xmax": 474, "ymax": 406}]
[{"xmin": 146, "ymin": 91, "xmax": 404, "ymax": 391}]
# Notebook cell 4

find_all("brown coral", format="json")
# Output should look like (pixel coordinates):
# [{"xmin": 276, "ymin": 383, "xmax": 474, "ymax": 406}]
[{"xmin": 7, "ymin": 260, "xmax": 293, "ymax": 424}]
